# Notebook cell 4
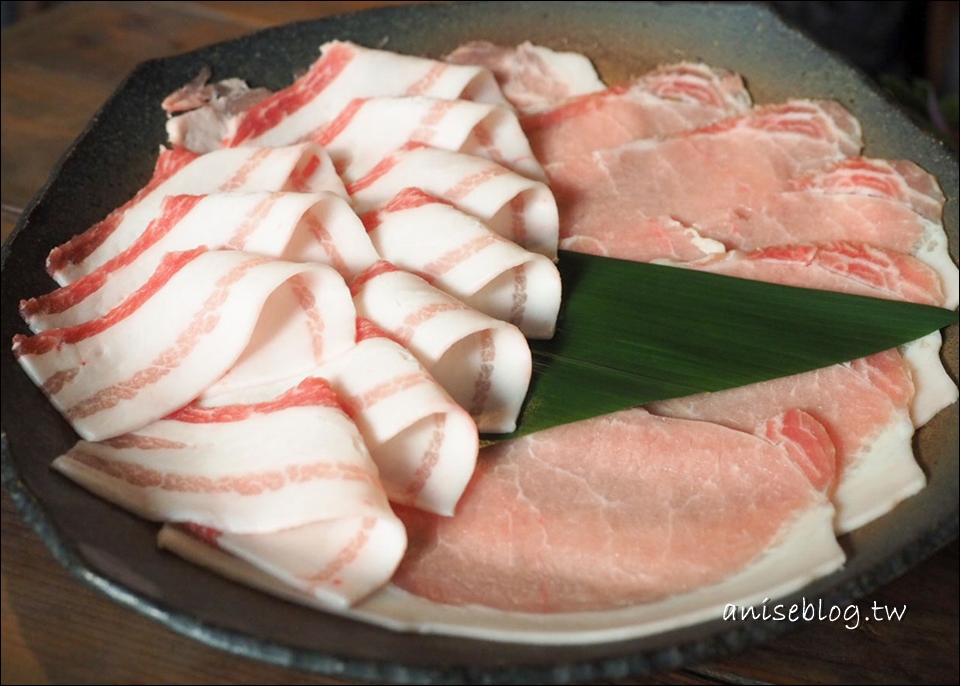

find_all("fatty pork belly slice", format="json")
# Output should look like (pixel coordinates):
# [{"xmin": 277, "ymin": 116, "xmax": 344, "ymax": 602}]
[
  {"xmin": 311, "ymin": 95, "xmax": 546, "ymax": 182},
  {"xmin": 667, "ymin": 242, "xmax": 957, "ymax": 427},
  {"xmin": 23, "ymin": 191, "xmax": 378, "ymax": 333},
  {"xmin": 347, "ymin": 146, "xmax": 559, "ymax": 259},
  {"xmin": 13, "ymin": 249, "xmax": 356, "ymax": 441},
  {"xmin": 393, "ymin": 407, "xmax": 841, "ymax": 613},
  {"xmin": 522, "ymin": 62, "xmax": 753, "ymax": 163},
  {"xmin": 351, "ymin": 262, "xmax": 531, "ymax": 435},
  {"xmin": 550, "ymin": 100, "xmax": 863, "ymax": 257},
  {"xmin": 318, "ymin": 318, "xmax": 479, "ymax": 516},
  {"xmin": 47, "ymin": 142, "xmax": 346, "ymax": 285},
  {"xmin": 360, "ymin": 188, "xmax": 561, "ymax": 339},
  {"xmin": 444, "ymin": 41, "xmax": 606, "ymax": 114},
  {"xmin": 697, "ymin": 158, "xmax": 958, "ymax": 308},
  {"xmin": 225, "ymin": 40, "xmax": 509, "ymax": 149}
]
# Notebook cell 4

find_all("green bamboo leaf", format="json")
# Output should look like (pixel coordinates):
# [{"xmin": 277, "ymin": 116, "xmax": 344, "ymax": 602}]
[{"xmin": 485, "ymin": 250, "xmax": 958, "ymax": 442}]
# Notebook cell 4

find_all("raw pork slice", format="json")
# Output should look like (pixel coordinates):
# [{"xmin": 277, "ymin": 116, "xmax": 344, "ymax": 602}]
[
  {"xmin": 318, "ymin": 318, "xmax": 479, "ymax": 516},
  {"xmin": 159, "ymin": 512, "xmax": 407, "ymax": 610},
  {"xmin": 522, "ymin": 62, "xmax": 752, "ymax": 163},
  {"xmin": 346, "ymin": 145, "xmax": 559, "ymax": 259},
  {"xmin": 360, "ymin": 188, "xmax": 562, "ymax": 339},
  {"xmin": 445, "ymin": 41, "xmax": 606, "ymax": 113},
  {"xmin": 550, "ymin": 100, "xmax": 863, "ymax": 258},
  {"xmin": 311, "ymin": 95, "xmax": 545, "ymax": 181},
  {"xmin": 13, "ymin": 250, "xmax": 356, "ymax": 441},
  {"xmin": 351, "ymin": 262, "xmax": 531, "ymax": 434},
  {"xmin": 224, "ymin": 40, "xmax": 509, "ymax": 148},
  {"xmin": 46, "ymin": 143, "xmax": 345, "ymax": 285},
  {"xmin": 50, "ymin": 377, "xmax": 386, "ymax": 535},
  {"xmin": 23, "ymin": 191, "xmax": 377, "ymax": 332},
  {"xmin": 392, "ymin": 407, "xmax": 838, "ymax": 612}
]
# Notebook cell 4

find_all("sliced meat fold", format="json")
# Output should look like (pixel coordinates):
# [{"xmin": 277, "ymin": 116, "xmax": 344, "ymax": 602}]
[
  {"xmin": 311, "ymin": 95, "xmax": 546, "ymax": 181},
  {"xmin": 23, "ymin": 191, "xmax": 377, "ymax": 333},
  {"xmin": 46, "ymin": 143, "xmax": 345, "ymax": 285},
  {"xmin": 347, "ymin": 146, "xmax": 559, "ymax": 259},
  {"xmin": 360, "ymin": 188, "xmax": 562, "ymax": 339},
  {"xmin": 13, "ymin": 250, "xmax": 356, "ymax": 441},
  {"xmin": 225, "ymin": 40, "xmax": 509, "ymax": 148},
  {"xmin": 351, "ymin": 262, "xmax": 531, "ymax": 434}
]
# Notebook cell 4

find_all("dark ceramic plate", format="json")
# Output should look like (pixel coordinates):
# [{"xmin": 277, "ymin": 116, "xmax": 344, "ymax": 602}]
[{"xmin": 2, "ymin": 1, "xmax": 958, "ymax": 682}]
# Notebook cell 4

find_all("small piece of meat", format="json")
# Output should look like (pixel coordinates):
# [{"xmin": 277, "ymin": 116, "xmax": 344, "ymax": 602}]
[{"xmin": 445, "ymin": 40, "xmax": 606, "ymax": 114}]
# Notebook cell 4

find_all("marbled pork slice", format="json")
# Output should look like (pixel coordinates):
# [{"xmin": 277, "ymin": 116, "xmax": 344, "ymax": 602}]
[
  {"xmin": 224, "ymin": 40, "xmax": 509, "ymax": 149},
  {"xmin": 311, "ymin": 95, "xmax": 546, "ymax": 181},
  {"xmin": 50, "ymin": 377, "xmax": 387, "ymax": 535},
  {"xmin": 360, "ymin": 188, "xmax": 561, "ymax": 339},
  {"xmin": 351, "ymin": 262, "xmax": 531, "ymax": 435},
  {"xmin": 392, "ymin": 407, "xmax": 838, "ymax": 613},
  {"xmin": 346, "ymin": 145, "xmax": 559, "ymax": 259},
  {"xmin": 695, "ymin": 157, "xmax": 958, "ymax": 308},
  {"xmin": 46, "ymin": 143, "xmax": 345, "ymax": 285},
  {"xmin": 444, "ymin": 40, "xmax": 606, "ymax": 114},
  {"xmin": 522, "ymin": 62, "xmax": 753, "ymax": 163},
  {"xmin": 13, "ymin": 250, "xmax": 356, "ymax": 441},
  {"xmin": 318, "ymin": 318, "xmax": 479, "ymax": 516},
  {"xmin": 23, "ymin": 191, "xmax": 378, "ymax": 333},
  {"xmin": 550, "ymin": 100, "xmax": 862, "ymax": 259}
]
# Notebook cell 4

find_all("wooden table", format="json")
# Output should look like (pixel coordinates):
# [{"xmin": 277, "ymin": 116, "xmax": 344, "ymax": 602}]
[{"xmin": 2, "ymin": 2, "xmax": 958, "ymax": 683}]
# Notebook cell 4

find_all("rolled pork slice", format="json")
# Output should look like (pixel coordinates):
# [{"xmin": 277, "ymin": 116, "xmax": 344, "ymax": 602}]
[
  {"xmin": 23, "ymin": 191, "xmax": 378, "ymax": 333},
  {"xmin": 13, "ymin": 250, "xmax": 356, "ymax": 441},
  {"xmin": 312, "ymin": 95, "xmax": 546, "ymax": 181},
  {"xmin": 351, "ymin": 262, "xmax": 531, "ymax": 435},
  {"xmin": 50, "ymin": 377, "xmax": 388, "ymax": 535},
  {"xmin": 225, "ymin": 40, "xmax": 509, "ymax": 149},
  {"xmin": 522, "ymin": 62, "xmax": 753, "ymax": 163},
  {"xmin": 444, "ymin": 40, "xmax": 606, "ymax": 114},
  {"xmin": 360, "ymin": 188, "xmax": 562, "ymax": 339},
  {"xmin": 550, "ymin": 100, "xmax": 863, "ymax": 257},
  {"xmin": 392, "ymin": 407, "xmax": 840, "ymax": 613},
  {"xmin": 319, "ymin": 318, "xmax": 479, "ymax": 516},
  {"xmin": 347, "ymin": 146, "xmax": 559, "ymax": 260},
  {"xmin": 47, "ymin": 142, "xmax": 346, "ymax": 285}
]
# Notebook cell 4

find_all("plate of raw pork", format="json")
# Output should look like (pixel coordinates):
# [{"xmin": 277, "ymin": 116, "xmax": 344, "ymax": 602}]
[{"xmin": 1, "ymin": 1, "xmax": 957, "ymax": 682}]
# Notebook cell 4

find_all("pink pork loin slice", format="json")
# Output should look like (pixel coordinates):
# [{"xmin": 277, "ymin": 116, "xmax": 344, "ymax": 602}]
[
  {"xmin": 310, "ymin": 95, "xmax": 546, "ymax": 182},
  {"xmin": 522, "ymin": 62, "xmax": 753, "ymax": 163},
  {"xmin": 360, "ymin": 188, "xmax": 562, "ymax": 339},
  {"xmin": 346, "ymin": 145, "xmax": 559, "ymax": 259},
  {"xmin": 317, "ymin": 318, "xmax": 479, "ymax": 516},
  {"xmin": 549, "ymin": 100, "xmax": 863, "ymax": 257},
  {"xmin": 351, "ymin": 262, "xmax": 531, "ymax": 435},
  {"xmin": 444, "ymin": 41, "xmax": 606, "ymax": 114},
  {"xmin": 694, "ymin": 157, "xmax": 958, "ymax": 309},
  {"xmin": 46, "ymin": 143, "xmax": 346, "ymax": 285},
  {"xmin": 223, "ymin": 40, "xmax": 509, "ymax": 149},
  {"xmin": 559, "ymin": 215, "xmax": 726, "ymax": 263},
  {"xmin": 50, "ymin": 377, "xmax": 389, "ymax": 535},
  {"xmin": 392, "ymin": 407, "xmax": 838, "ymax": 613},
  {"xmin": 22, "ymin": 191, "xmax": 378, "ymax": 333},
  {"xmin": 13, "ymin": 249, "xmax": 356, "ymax": 441}
]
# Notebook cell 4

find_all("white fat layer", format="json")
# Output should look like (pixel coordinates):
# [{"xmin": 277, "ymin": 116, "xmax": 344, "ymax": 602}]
[
  {"xmin": 915, "ymin": 215, "xmax": 959, "ymax": 309},
  {"xmin": 901, "ymin": 332, "xmax": 959, "ymax": 427},
  {"xmin": 157, "ymin": 498, "xmax": 843, "ymax": 645},
  {"xmin": 832, "ymin": 410, "xmax": 924, "ymax": 534}
]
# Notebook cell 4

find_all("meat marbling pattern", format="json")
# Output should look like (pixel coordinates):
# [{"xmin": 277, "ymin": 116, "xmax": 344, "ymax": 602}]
[{"xmin": 10, "ymin": 38, "xmax": 958, "ymax": 644}]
